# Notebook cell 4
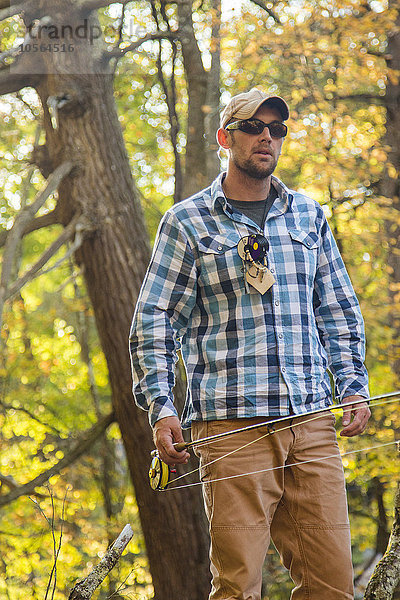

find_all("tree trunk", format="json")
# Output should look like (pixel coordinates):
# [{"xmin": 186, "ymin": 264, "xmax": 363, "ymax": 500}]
[
  {"xmin": 383, "ymin": 3, "xmax": 400, "ymax": 381},
  {"xmin": 2, "ymin": 1, "xmax": 210, "ymax": 597},
  {"xmin": 364, "ymin": 7, "xmax": 400, "ymax": 595},
  {"xmin": 204, "ymin": 0, "xmax": 222, "ymax": 184},
  {"xmin": 364, "ymin": 481, "xmax": 400, "ymax": 599},
  {"xmin": 177, "ymin": 0, "xmax": 209, "ymax": 197},
  {"xmin": 370, "ymin": 477, "xmax": 391, "ymax": 556}
]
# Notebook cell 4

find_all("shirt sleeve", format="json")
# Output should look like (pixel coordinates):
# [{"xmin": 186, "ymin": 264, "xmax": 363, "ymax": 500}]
[
  {"xmin": 313, "ymin": 216, "xmax": 369, "ymax": 402},
  {"xmin": 129, "ymin": 210, "xmax": 197, "ymax": 427}
]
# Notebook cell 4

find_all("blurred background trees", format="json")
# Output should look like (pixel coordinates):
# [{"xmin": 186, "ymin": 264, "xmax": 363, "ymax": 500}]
[{"xmin": 0, "ymin": 0, "xmax": 399, "ymax": 598}]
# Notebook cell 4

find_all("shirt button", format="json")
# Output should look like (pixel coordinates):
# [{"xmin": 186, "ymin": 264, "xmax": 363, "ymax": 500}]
[
  {"xmin": 275, "ymin": 300, "xmax": 279, "ymax": 306},
  {"xmin": 282, "ymin": 367, "xmax": 286, "ymax": 372},
  {"xmin": 278, "ymin": 333, "xmax": 283, "ymax": 339},
  {"xmin": 270, "ymin": 268, "xmax": 275, "ymax": 273},
  {"xmin": 217, "ymin": 246, "xmax": 223, "ymax": 251}
]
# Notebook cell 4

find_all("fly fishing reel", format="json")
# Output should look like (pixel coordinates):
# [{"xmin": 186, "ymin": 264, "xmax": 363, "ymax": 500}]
[{"xmin": 149, "ymin": 450, "xmax": 171, "ymax": 490}]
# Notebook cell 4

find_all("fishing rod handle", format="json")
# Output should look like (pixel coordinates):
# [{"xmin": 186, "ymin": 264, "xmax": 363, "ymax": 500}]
[{"xmin": 174, "ymin": 441, "xmax": 190, "ymax": 452}]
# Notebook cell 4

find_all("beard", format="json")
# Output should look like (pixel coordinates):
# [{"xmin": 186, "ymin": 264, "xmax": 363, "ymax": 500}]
[
  {"xmin": 230, "ymin": 137, "xmax": 279, "ymax": 180},
  {"xmin": 233, "ymin": 155, "xmax": 278, "ymax": 180}
]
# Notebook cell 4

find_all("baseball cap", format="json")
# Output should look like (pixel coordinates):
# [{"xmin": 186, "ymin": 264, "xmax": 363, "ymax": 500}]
[{"xmin": 220, "ymin": 89, "xmax": 290, "ymax": 129}]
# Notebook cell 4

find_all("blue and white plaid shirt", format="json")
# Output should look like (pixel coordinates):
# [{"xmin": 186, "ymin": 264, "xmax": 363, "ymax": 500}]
[{"xmin": 130, "ymin": 173, "xmax": 369, "ymax": 428}]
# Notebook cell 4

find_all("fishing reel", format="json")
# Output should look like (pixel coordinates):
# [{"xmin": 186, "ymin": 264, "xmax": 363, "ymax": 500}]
[
  {"xmin": 149, "ymin": 441, "xmax": 188, "ymax": 490},
  {"xmin": 238, "ymin": 233, "xmax": 269, "ymax": 264},
  {"xmin": 149, "ymin": 450, "xmax": 173, "ymax": 490}
]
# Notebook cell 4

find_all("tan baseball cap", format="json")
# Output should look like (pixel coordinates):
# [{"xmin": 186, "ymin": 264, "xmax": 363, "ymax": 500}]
[{"xmin": 220, "ymin": 88, "xmax": 289, "ymax": 129}]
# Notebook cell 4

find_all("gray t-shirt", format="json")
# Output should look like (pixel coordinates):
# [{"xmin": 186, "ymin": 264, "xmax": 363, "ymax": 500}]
[{"xmin": 227, "ymin": 185, "xmax": 278, "ymax": 230}]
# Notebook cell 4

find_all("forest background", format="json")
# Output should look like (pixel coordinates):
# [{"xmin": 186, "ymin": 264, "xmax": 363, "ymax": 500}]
[{"xmin": 0, "ymin": 0, "xmax": 399, "ymax": 598}]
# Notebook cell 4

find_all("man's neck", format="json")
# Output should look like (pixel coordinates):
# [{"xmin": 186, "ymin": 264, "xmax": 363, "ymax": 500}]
[{"xmin": 222, "ymin": 169, "xmax": 272, "ymax": 202}]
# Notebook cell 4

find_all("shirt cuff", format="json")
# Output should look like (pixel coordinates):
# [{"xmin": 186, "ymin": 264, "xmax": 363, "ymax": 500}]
[
  {"xmin": 337, "ymin": 380, "xmax": 370, "ymax": 403},
  {"xmin": 149, "ymin": 397, "xmax": 179, "ymax": 428}
]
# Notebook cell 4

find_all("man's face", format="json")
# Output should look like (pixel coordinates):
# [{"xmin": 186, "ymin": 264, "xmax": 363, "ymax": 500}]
[{"xmin": 226, "ymin": 104, "xmax": 285, "ymax": 180}]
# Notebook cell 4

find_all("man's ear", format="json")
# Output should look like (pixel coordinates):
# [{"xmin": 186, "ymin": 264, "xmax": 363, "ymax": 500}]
[{"xmin": 217, "ymin": 127, "xmax": 231, "ymax": 150}]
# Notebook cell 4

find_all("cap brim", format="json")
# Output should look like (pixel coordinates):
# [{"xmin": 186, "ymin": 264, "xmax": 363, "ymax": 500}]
[{"xmin": 221, "ymin": 95, "xmax": 289, "ymax": 128}]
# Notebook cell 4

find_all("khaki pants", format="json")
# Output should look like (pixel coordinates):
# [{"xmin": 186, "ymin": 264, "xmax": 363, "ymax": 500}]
[{"xmin": 192, "ymin": 413, "xmax": 353, "ymax": 600}]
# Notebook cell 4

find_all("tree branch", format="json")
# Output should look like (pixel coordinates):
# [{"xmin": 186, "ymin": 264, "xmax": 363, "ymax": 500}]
[
  {"xmin": 364, "ymin": 47, "xmax": 392, "ymax": 59},
  {"xmin": 0, "ymin": 411, "xmax": 115, "ymax": 507},
  {"xmin": 0, "ymin": 398, "xmax": 63, "ymax": 436},
  {"xmin": 75, "ymin": 0, "xmax": 132, "ymax": 13},
  {"xmin": 68, "ymin": 524, "xmax": 134, "ymax": 600},
  {"xmin": 107, "ymin": 30, "xmax": 178, "ymax": 59},
  {"xmin": 0, "ymin": 209, "xmax": 60, "ymax": 248},
  {"xmin": 249, "ymin": 0, "xmax": 282, "ymax": 24},
  {"xmin": 0, "ymin": 67, "xmax": 39, "ymax": 96},
  {"xmin": 4, "ymin": 213, "xmax": 82, "ymax": 301},
  {"xmin": 0, "ymin": 472, "xmax": 51, "ymax": 501},
  {"xmin": 151, "ymin": 0, "xmax": 183, "ymax": 202},
  {"xmin": 0, "ymin": 162, "xmax": 73, "ymax": 319},
  {"xmin": 0, "ymin": 1, "xmax": 24, "ymax": 20},
  {"xmin": 337, "ymin": 93, "xmax": 385, "ymax": 103},
  {"xmin": 0, "ymin": 473, "xmax": 18, "ymax": 490}
]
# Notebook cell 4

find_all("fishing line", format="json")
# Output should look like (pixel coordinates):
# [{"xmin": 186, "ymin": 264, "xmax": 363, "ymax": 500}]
[
  {"xmin": 175, "ymin": 391, "xmax": 400, "ymax": 453},
  {"xmin": 163, "ymin": 440, "xmax": 399, "ymax": 492},
  {"xmin": 163, "ymin": 397, "xmax": 399, "ymax": 488}
]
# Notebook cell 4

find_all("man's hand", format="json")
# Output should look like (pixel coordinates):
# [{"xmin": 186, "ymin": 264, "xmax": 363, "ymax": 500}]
[
  {"xmin": 153, "ymin": 416, "xmax": 190, "ymax": 465},
  {"xmin": 340, "ymin": 395, "xmax": 371, "ymax": 437}
]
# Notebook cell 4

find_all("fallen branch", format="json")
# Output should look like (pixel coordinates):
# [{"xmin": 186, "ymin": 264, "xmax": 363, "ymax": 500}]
[{"xmin": 68, "ymin": 524, "xmax": 134, "ymax": 600}]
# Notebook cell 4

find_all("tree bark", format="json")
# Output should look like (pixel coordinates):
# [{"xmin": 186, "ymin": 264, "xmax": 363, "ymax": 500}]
[
  {"xmin": 204, "ymin": 0, "xmax": 222, "ymax": 184},
  {"xmin": 370, "ymin": 477, "xmax": 391, "ymax": 556},
  {"xmin": 364, "ymin": 481, "xmax": 400, "ymax": 599},
  {"xmin": 1, "ymin": 1, "xmax": 210, "ymax": 598},
  {"xmin": 177, "ymin": 0, "xmax": 209, "ymax": 197},
  {"xmin": 68, "ymin": 524, "xmax": 134, "ymax": 600},
  {"xmin": 382, "ymin": 3, "xmax": 400, "ymax": 381}
]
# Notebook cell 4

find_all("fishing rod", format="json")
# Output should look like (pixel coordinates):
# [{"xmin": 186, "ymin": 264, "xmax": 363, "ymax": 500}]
[
  {"xmin": 165, "ymin": 440, "xmax": 400, "ymax": 492},
  {"xmin": 173, "ymin": 390, "xmax": 400, "ymax": 452},
  {"xmin": 148, "ymin": 390, "xmax": 400, "ymax": 490}
]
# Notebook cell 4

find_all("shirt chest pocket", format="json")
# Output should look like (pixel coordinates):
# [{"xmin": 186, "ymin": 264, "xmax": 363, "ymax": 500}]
[
  {"xmin": 287, "ymin": 229, "xmax": 319, "ymax": 281},
  {"xmin": 196, "ymin": 235, "xmax": 243, "ymax": 296}
]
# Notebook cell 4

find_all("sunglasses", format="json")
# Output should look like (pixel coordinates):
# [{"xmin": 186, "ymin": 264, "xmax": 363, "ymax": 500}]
[{"xmin": 226, "ymin": 118, "xmax": 288, "ymax": 138}]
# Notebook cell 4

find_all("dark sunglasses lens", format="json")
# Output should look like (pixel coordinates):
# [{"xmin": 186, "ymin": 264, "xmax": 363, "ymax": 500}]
[
  {"xmin": 239, "ymin": 120, "xmax": 287, "ymax": 137},
  {"xmin": 239, "ymin": 120, "xmax": 264, "ymax": 134},
  {"xmin": 268, "ymin": 122, "xmax": 287, "ymax": 138}
]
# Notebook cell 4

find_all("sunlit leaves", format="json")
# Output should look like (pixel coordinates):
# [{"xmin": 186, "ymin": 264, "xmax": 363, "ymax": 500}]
[{"xmin": 1, "ymin": 0, "xmax": 399, "ymax": 597}]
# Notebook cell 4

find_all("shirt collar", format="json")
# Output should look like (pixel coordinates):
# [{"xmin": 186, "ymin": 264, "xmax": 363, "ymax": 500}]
[
  {"xmin": 211, "ymin": 172, "xmax": 292, "ymax": 216},
  {"xmin": 210, "ymin": 172, "xmax": 228, "ymax": 210}
]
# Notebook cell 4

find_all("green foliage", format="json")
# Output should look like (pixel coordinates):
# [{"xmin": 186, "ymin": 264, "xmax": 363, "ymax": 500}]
[{"xmin": 0, "ymin": 0, "xmax": 399, "ymax": 598}]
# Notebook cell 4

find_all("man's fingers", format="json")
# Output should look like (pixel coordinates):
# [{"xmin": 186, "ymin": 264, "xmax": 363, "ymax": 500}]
[
  {"xmin": 153, "ymin": 417, "xmax": 190, "ymax": 465},
  {"xmin": 170, "ymin": 423, "xmax": 186, "ymax": 445},
  {"xmin": 342, "ymin": 407, "xmax": 352, "ymax": 426},
  {"xmin": 340, "ymin": 405, "xmax": 371, "ymax": 437},
  {"xmin": 161, "ymin": 435, "xmax": 189, "ymax": 461}
]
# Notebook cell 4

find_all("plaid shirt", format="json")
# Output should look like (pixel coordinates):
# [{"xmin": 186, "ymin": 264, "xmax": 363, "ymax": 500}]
[{"xmin": 130, "ymin": 173, "xmax": 369, "ymax": 428}]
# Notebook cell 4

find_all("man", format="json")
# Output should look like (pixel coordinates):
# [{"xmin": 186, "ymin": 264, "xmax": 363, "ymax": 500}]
[{"xmin": 130, "ymin": 88, "xmax": 371, "ymax": 599}]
